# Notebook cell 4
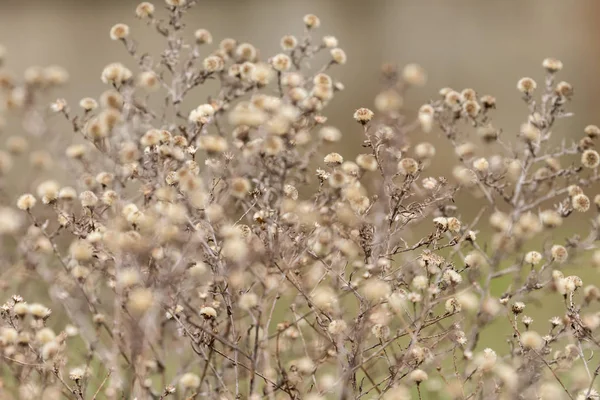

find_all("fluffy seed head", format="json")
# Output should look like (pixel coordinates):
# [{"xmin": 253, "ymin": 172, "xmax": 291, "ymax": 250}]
[
  {"xmin": 524, "ymin": 251, "xmax": 542, "ymax": 265},
  {"xmin": 165, "ymin": 0, "xmax": 186, "ymax": 6},
  {"xmin": 101, "ymin": 62, "xmax": 132, "ymax": 84},
  {"xmin": 110, "ymin": 23, "xmax": 130, "ymax": 40},
  {"xmin": 542, "ymin": 57, "xmax": 563, "ymax": 73},
  {"xmin": 473, "ymin": 157, "xmax": 489, "ymax": 172},
  {"xmin": 550, "ymin": 245, "xmax": 568, "ymax": 263},
  {"xmin": 353, "ymin": 108, "xmax": 374, "ymax": 124},
  {"xmin": 409, "ymin": 369, "xmax": 428, "ymax": 384},
  {"xmin": 324, "ymin": 152, "xmax": 343, "ymax": 167},
  {"xmin": 135, "ymin": 2, "xmax": 155, "ymax": 18},
  {"xmin": 582, "ymin": 149, "xmax": 600, "ymax": 168},
  {"xmin": 330, "ymin": 48, "xmax": 347, "ymax": 65},
  {"xmin": 356, "ymin": 154, "xmax": 378, "ymax": 171},
  {"xmin": 572, "ymin": 193, "xmax": 590, "ymax": 212},
  {"xmin": 280, "ymin": 35, "xmax": 298, "ymax": 50},
  {"xmin": 137, "ymin": 71, "xmax": 160, "ymax": 91},
  {"xmin": 521, "ymin": 122, "xmax": 541, "ymax": 142},
  {"xmin": 520, "ymin": 331, "xmax": 544, "ymax": 350},
  {"xmin": 179, "ymin": 373, "xmax": 200, "ymax": 389},
  {"xmin": 270, "ymin": 53, "xmax": 291, "ymax": 72},
  {"xmin": 303, "ymin": 14, "xmax": 320, "ymax": 29},
  {"xmin": 584, "ymin": 125, "xmax": 600, "ymax": 139},
  {"xmin": 17, "ymin": 194, "xmax": 36, "ymax": 210},
  {"xmin": 402, "ymin": 63, "xmax": 426, "ymax": 86},
  {"xmin": 194, "ymin": 29, "xmax": 213, "ymax": 45},
  {"xmin": 322, "ymin": 35, "xmax": 338, "ymax": 48},
  {"xmin": 200, "ymin": 306, "xmax": 217, "ymax": 319},
  {"xmin": 203, "ymin": 56, "xmax": 224, "ymax": 72},
  {"xmin": 517, "ymin": 77, "xmax": 537, "ymax": 94}
]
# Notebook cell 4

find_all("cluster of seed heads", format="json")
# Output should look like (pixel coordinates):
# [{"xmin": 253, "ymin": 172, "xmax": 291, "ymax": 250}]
[{"xmin": 0, "ymin": 2, "xmax": 599, "ymax": 400}]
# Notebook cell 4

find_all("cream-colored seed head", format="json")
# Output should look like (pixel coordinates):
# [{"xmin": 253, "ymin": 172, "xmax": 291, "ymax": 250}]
[
  {"xmin": 402, "ymin": 64, "xmax": 427, "ymax": 86},
  {"xmin": 110, "ymin": 23, "xmax": 130, "ymax": 40},
  {"xmin": 194, "ymin": 29, "xmax": 213, "ymax": 44},
  {"xmin": 101, "ymin": 62, "xmax": 132, "ymax": 84},
  {"xmin": 200, "ymin": 306, "xmax": 217, "ymax": 319},
  {"xmin": 524, "ymin": 251, "xmax": 542, "ymax": 265},
  {"xmin": 542, "ymin": 57, "xmax": 563, "ymax": 73},
  {"xmin": 17, "ymin": 194, "xmax": 36, "ymax": 210},
  {"xmin": 572, "ymin": 193, "xmax": 590, "ymax": 212},
  {"xmin": 128, "ymin": 288, "xmax": 154, "ymax": 314},
  {"xmin": 319, "ymin": 126, "xmax": 342, "ymax": 142},
  {"xmin": 166, "ymin": 0, "xmax": 186, "ymax": 6},
  {"xmin": 136, "ymin": 2, "xmax": 155, "ymax": 18},
  {"xmin": 520, "ymin": 331, "xmax": 544, "ymax": 350},
  {"xmin": 203, "ymin": 55, "xmax": 224, "ymax": 72},
  {"xmin": 280, "ymin": 35, "xmax": 298, "ymax": 50},
  {"xmin": 179, "ymin": 372, "xmax": 200, "ymax": 389},
  {"xmin": 270, "ymin": 53, "xmax": 291, "ymax": 72},
  {"xmin": 322, "ymin": 35, "xmax": 338, "ymax": 48},
  {"xmin": 409, "ymin": 369, "xmax": 428, "ymax": 384},
  {"xmin": 517, "ymin": 77, "xmax": 537, "ymax": 94},
  {"xmin": 398, "ymin": 158, "xmax": 419, "ymax": 175},
  {"xmin": 330, "ymin": 48, "xmax": 347, "ymax": 65},
  {"xmin": 353, "ymin": 108, "xmax": 374, "ymax": 124},
  {"xmin": 324, "ymin": 152, "xmax": 343, "ymax": 167},
  {"xmin": 137, "ymin": 71, "xmax": 160, "ymax": 91},
  {"xmin": 582, "ymin": 149, "xmax": 600, "ymax": 168},
  {"xmin": 29, "ymin": 303, "xmax": 51, "ymax": 319},
  {"xmin": 473, "ymin": 157, "xmax": 489, "ymax": 172},
  {"xmin": 303, "ymin": 14, "xmax": 320, "ymax": 29}
]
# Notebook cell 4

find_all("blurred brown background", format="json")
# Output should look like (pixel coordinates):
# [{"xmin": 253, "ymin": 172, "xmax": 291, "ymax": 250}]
[{"xmin": 1, "ymin": 0, "xmax": 600, "ymax": 169}]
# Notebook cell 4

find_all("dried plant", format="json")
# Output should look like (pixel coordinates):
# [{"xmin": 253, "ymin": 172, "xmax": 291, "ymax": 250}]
[{"xmin": 0, "ymin": 2, "xmax": 599, "ymax": 399}]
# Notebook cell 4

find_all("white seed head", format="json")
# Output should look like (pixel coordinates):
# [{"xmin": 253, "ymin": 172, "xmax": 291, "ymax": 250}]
[
  {"xmin": 402, "ymin": 63, "xmax": 427, "ymax": 86},
  {"xmin": 17, "ymin": 194, "xmax": 36, "ymax": 210},
  {"xmin": 136, "ymin": 2, "xmax": 155, "ymax": 18},
  {"xmin": 110, "ymin": 23, "xmax": 130, "ymax": 40},
  {"xmin": 517, "ymin": 77, "xmax": 537, "ymax": 94},
  {"xmin": 582, "ymin": 149, "xmax": 600, "ymax": 168},
  {"xmin": 353, "ymin": 108, "xmax": 374, "ymax": 124}
]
